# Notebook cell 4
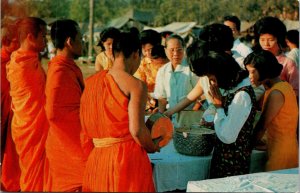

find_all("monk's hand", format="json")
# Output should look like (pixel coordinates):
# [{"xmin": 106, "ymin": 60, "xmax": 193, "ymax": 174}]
[
  {"xmin": 152, "ymin": 136, "xmax": 163, "ymax": 152},
  {"xmin": 208, "ymin": 80, "xmax": 223, "ymax": 108},
  {"xmin": 151, "ymin": 107, "xmax": 159, "ymax": 114},
  {"xmin": 163, "ymin": 110, "xmax": 172, "ymax": 118}
]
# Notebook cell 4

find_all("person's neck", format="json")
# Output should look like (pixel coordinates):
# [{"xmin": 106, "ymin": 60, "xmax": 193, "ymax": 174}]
[
  {"xmin": 19, "ymin": 43, "xmax": 37, "ymax": 53},
  {"xmin": 56, "ymin": 49, "xmax": 74, "ymax": 60},
  {"xmin": 171, "ymin": 63, "xmax": 178, "ymax": 71},
  {"xmin": 272, "ymin": 48, "xmax": 282, "ymax": 56},
  {"xmin": 105, "ymin": 51, "xmax": 113, "ymax": 59},
  {"xmin": 263, "ymin": 77, "xmax": 282, "ymax": 89},
  {"xmin": 289, "ymin": 44, "xmax": 297, "ymax": 50},
  {"xmin": 111, "ymin": 55, "xmax": 129, "ymax": 73}
]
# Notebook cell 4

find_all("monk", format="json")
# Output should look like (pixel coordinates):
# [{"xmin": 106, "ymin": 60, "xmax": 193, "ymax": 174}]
[
  {"xmin": 80, "ymin": 29, "xmax": 160, "ymax": 192},
  {"xmin": 44, "ymin": 19, "xmax": 86, "ymax": 192},
  {"xmin": 0, "ymin": 21, "xmax": 21, "ymax": 192},
  {"xmin": 6, "ymin": 17, "xmax": 49, "ymax": 191}
]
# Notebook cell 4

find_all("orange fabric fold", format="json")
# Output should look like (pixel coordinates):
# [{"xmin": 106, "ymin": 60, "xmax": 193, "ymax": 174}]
[
  {"xmin": 80, "ymin": 70, "xmax": 155, "ymax": 192},
  {"xmin": 1, "ymin": 48, "xmax": 21, "ymax": 192},
  {"xmin": 6, "ymin": 50, "xmax": 49, "ymax": 191},
  {"xmin": 44, "ymin": 55, "xmax": 86, "ymax": 192}
]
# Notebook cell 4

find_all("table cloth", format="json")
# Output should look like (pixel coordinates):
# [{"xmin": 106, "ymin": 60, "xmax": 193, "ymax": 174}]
[
  {"xmin": 148, "ymin": 140, "xmax": 267, "ymax": 192},
  {"xmin": 186, "ymin": 168, "xmax": 299, "ymax": 192}
]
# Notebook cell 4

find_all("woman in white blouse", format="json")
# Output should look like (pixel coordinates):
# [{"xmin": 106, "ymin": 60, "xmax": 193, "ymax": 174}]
[{"xmin": 187, "ymin": 39, "xmax": 257, "ymax": 178}]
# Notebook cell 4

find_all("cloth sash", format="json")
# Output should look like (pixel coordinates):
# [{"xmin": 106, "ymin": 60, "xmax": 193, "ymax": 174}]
[{"xmin": 93, "ymin": 135, "xmax": 132, "ymax": 148}]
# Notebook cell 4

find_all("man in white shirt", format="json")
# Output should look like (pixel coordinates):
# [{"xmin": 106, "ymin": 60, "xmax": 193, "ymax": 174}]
[
  {"xmin": 223, "ymin": 15, "xmax": 253, "ymax": 69},
  {"xmin": 154, "ymin": 34, "xmax": 199, "ymax": 127}
]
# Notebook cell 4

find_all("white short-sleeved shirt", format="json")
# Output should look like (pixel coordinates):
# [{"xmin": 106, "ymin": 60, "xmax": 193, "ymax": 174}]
[
  {"xmin": 286, "ymin": 48, "xmax": 299, "ymax": 68},
  {"xmin": 233, "ymin": 38, "xmax": 252, "ymax": 58},
  {"xmin": 154, "ymin": 61, "xmax": 199, "ymax": 110}
]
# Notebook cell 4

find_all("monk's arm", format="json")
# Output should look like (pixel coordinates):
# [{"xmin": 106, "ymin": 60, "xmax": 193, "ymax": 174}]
[{"xmin": 128, "ymin": 80, "xmax": 159, "ymax": 153}]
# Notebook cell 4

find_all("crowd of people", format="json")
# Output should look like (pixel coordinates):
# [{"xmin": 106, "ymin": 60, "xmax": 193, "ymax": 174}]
[{"xmin": 0, "ymin": 14, "xmax": 298, "ymax": 192}]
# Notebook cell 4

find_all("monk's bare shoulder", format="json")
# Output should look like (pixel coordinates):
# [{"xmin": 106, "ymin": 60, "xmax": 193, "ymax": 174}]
[{"xmin": 109, "ymin": 70, "xmax": 147, "ymax": 96}]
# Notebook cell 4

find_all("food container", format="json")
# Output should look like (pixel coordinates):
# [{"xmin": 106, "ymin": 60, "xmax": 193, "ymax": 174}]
[
  {"xmin": 173, "ymin": 126, "xmax": 215, "ymax": 156},
  {"xmin": 145, "ymin": 112, "xmax": 174, "ymax": 147}
]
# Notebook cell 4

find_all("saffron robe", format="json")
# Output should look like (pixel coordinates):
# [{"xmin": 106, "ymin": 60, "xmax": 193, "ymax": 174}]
[
  {"xmin": 6, "ymin": 50, "xmax": 49, "ymax": 191},
  {"xmin": 1, "ymin": 48, "xmax": 21, "ymax": 191},
  {"xmin": 80, "ymin": 70, "xmax": 155, "ymax": 192},
  {"xmin": 45, "ymin": 55, "xmax": 86, "ymax": 191}
]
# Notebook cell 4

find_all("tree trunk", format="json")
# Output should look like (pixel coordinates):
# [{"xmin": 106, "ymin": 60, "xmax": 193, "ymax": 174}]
[{"xmin": 88, "ymin": 0, "xmax": 94, "ymax": 64}]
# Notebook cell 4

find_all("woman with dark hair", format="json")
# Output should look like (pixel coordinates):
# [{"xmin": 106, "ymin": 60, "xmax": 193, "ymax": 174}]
[
  {"xmin": 244, "ymin": 49, "xmax": 298, "ymax": 171},
  {"xmin": 187, "ymin": 39, "xmax": 257, "ymax": 178},
  {"xmin": 95, "ymin": 27, "xmax": 120, "ymax": 72},
  {"xmin": 253, "ymin": 16, "xmax": 298, "ymax": 98},
  {"xmin": 134, "ymin": 29, "xmax": 163, "ymax": 112},
  {"xmin": 80, "ymin": 30, "xmax": 159, "ymax": 192}
]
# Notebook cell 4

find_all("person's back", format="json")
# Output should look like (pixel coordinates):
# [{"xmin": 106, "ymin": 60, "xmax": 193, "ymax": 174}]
[
  {"xmin": 285, "ymin": 29, "xmax": 299, "ymax": 68},
  {"xmin": 1, "ymin": 20, "xmax": 21, "ymax": 192},
  {"xmin": 6, "ymin": 17, "xmax": 49, "ymax": 191},
  {"xmin": 44, "ymin": 19, "xmax": 86, "ymax": 192},
  {"xmin": 80, "ymin": 30, "xmax": 159, "ymax": 192}
]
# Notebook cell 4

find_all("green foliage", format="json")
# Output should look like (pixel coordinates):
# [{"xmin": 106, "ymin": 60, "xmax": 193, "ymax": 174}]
[{"xmin": 3, "ymin": 0, "xmax": 299, "ymax": 28}]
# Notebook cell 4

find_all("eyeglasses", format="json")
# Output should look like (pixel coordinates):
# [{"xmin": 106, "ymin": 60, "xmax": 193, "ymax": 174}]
[{"xmin": 166, "ymin": 48, "xmax": 184, "ymax": 53}]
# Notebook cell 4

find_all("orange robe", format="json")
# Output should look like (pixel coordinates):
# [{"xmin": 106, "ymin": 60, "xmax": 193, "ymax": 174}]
[
  {"xmin": 263, "ymin": 81, "xmax": 299, "ymax": 171},
  {"xmin": 1, "ymin": 48, "xmax": 21, "ymax": 191},
  {"xmin": 80, "ymin": 70, "xmax": 155, "ymax": 192},
  {"xmin": 45, "ymin": 55, "xmax": 86, "ymax": 191},
  {"xmin": 6, "ymin": 50, "xmax": 49, "ymax": 191}
]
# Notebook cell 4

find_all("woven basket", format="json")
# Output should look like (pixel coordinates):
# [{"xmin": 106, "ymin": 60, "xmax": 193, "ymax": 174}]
[{"xmin": 173, "ymin": 126, "xmax": 216, "ymax": 156}]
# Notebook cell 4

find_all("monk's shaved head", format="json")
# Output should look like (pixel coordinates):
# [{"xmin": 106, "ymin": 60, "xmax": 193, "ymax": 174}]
[{"xmin": 17, "ymin": 17, "xmax": 46, "ymax": 43}]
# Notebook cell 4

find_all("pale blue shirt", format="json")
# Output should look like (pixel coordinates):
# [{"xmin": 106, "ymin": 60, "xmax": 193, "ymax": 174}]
[
  {"xmin": 154, "ymin": 61, "xmax": 199, "ymax": 126},
  {"xmin": 154, "ymin": 61, "xmax": 199, "ymax": 108}
]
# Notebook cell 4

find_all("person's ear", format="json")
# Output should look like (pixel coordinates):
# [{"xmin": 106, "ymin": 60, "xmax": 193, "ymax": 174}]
[
  {"xmin": 65, "ymin": 37, "xmax": 72, "ymax": 47},
  {"xmin": 27, "ymin": 33, "xmax": 35, "ymax": 42},
  {"xmin": 133, "ymin": 50, "xmax": 139, "ymax": 59}
]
